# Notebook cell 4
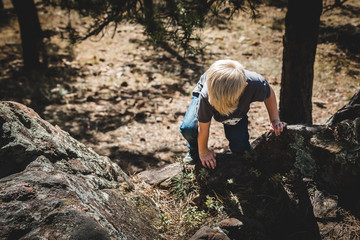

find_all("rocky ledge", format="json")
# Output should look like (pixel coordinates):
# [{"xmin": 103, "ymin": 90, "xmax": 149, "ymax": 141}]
[{"xmin": 0, "ymin": 101, "xmax": 159, "ymax": 240}]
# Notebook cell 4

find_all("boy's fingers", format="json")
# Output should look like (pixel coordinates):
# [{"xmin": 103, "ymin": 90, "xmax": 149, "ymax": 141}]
[
  {"xmin": 276, "ymin": 122, "xmax": 286, "ymax": 136},
  {"xmin": 207, "ymin": 160, "xmax": 213, "ymax": 169},
  {"xmin": 210, "ymin": 158, "xmax": 216, "ymax": 169},
  {"xmin": 270, "ymin": 121, "xmax": 287, "ymax": 136},
  {"xmin": 205, "ymin": 162, "xmax": 210, "ymax": 169},
  {"xmin": 202, "ymin": 160, "xmax": 209, "ymax": 169},
  {"xmin": 207, "ymin": 157, "xmax": 215, "ymax": 169},
  {"xmin": 201, "ymin": 156, "xmax": 216, "ymax": 169},
  {"xmin": 203, "ymin": 162, "xmax": 207, "ymax": 168},
  {"xmin": 207, "ymin": 161, "xmax": 212, "ymax": 169}
]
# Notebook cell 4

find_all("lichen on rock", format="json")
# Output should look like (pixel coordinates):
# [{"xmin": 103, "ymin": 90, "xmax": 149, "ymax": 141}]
[
  {"xmin": 290, "ymin": 135, "xmax": 317, "ymax": 177},
  {"xmin": 0, "ymin": 101, "xmax": 160, "ymax": 240}
]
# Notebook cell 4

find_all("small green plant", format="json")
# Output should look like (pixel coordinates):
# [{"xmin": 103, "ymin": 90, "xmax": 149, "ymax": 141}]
[
  {"xmin": 182, "ymin": 206, "xmax": 207, "ymax": 230},
  {"xmin": 229, "ymin": 191, "xmax": 244, "ymax": 215},
  {"xmin": 229, "ymin": 192, "xmax": 239, "ymax": 204},
  {"xmin": 205, "ymin": 195, "xmax": 224, "ymax": 214},
  {"xmin": 227, "ymin": 178, "xmax": 234, "ymax": 185},
  {"xmin": 159, "ymin": 213, "xmax": 172, "ymax": 232},
  {"xmin": 249, "ymin": 167, "xmax": 261, "ymax": 177},
  {"xmin": 170, "ymin": 169, "xmax": 196, "ymax": 200},
  {"xmin": 198, "ymin": 168, "xmax": 209, "ymax": 181},
  {"xmin": 269, "ymin": 173, "xmax": 283, "ymax": 186}
]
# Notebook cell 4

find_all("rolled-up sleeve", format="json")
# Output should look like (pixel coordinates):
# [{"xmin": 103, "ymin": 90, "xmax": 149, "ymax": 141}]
[
  {"xmin": 251, "ymin": 75, "xmax": 270, "ymax": 102},
  {"xmin": 197, "ymin": 96, "xmax": 213, "ymax": 123}
]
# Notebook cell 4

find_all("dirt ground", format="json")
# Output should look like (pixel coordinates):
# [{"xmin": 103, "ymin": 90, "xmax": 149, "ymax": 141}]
[{"xmin": 0, "ymin": 0, "xmax": 359, "ymax": 176}]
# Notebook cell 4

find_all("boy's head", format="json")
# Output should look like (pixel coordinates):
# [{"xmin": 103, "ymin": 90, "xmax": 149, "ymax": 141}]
[{"xmin": 206, "ymin": 60, "xmax": 247, "ymax": 116}]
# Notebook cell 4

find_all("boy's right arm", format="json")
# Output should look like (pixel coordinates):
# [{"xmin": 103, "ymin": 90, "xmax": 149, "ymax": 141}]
[{"xmin": 198, "ymin": 121, "xmax": 216, "ymax": 169}]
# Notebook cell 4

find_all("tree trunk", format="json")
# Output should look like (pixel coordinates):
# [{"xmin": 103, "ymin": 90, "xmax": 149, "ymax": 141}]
[
  {"xmin": 279, "ymin": 0, "xmax": 322, "ymax": 124},
  {"xmin": 11, "ymin": 0, "xmax": 42, "ymax": 69}
]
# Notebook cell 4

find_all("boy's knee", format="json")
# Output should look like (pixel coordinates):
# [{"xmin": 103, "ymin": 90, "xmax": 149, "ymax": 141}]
[{"xmin": 180, "ymin": 125, "xmax": 197, "ymax": 138}]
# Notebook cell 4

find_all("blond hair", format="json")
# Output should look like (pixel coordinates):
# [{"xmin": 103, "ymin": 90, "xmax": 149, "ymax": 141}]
[{"xmin": 206, "ymin": 60, "xmax": 247, "ymax": 116}]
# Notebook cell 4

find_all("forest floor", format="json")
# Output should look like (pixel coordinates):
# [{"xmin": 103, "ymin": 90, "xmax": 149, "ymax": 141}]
[
  {"xmin": 1, "ymin": 0, "xmax": 358, "ymax": 175},
  {"xmin": 0, "ymin": 0, "xmax": 359, "ymax": 238}
]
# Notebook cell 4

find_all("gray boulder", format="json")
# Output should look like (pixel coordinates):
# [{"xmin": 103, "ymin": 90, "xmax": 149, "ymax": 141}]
[{"xmin": 0, "ymin": 101, "xmax": 160, "ymax": 240}]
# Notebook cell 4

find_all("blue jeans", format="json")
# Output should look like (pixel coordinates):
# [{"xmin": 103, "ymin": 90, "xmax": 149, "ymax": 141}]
[
  {"xmin": 180, "ymin": 96, "xmax": 251, "ymax": 154},
  {"xmin": 180, "ymin": 96, "xmax": 199, "ymax": 154}
]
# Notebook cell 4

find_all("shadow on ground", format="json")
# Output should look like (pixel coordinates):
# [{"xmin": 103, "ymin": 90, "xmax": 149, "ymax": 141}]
[
  {"xmin": 109, "ymin": 148, "xmax": 170, "ymax": 175},
  {"xmin": 0, "ymin": 35, "xmax": 79, "ymax": 116},
  {"xmin": 194, "ymin": 153, "xmax": 321, "ymax": 240},
  {"xmin": 319, "ymin": 4, "xmax": 360, "ymax": 71},
  {"xmin": 0, "ymin": 6, "xmax": 16, "ymax": 27}
]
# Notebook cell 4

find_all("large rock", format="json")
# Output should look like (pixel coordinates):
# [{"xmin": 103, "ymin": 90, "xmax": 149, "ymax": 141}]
[
  {"xmin": 0, "ymin": 101, "xmax": 160, "ymax": 240},
  {"xmin": 189, "ymin": 226, "xmax": 230, "ymax": 240},
  {"xmin": 253, "ymin": 92, "xmax": 360, "ymax": 215},
  {"xmin": 137, "ymin": 162, "xmax": 183, "ymax": 186},
  {"xmin": 189, "ymin": 91, "xmax": 360, "ymax": 239}
]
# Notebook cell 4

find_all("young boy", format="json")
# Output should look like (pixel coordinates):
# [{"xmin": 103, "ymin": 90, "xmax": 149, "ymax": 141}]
[{"xmin": 180, "ymin": 59, "xmax": 286, "ymax": 169}]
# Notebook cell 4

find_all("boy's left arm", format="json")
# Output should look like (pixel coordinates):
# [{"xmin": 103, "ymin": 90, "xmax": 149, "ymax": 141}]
[{"xmin": 264, "ymin": 86, "xmax": 287, "ymax": 136}]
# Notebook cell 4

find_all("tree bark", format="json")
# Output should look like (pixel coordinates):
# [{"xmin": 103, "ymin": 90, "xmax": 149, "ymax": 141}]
[
  {"xmin": 279, "ymin": 0, "xmax": 322, "ymax": 124},
  {"xmin": 11, "ymin": 0, "xmax": 42, "ymax": 69}
]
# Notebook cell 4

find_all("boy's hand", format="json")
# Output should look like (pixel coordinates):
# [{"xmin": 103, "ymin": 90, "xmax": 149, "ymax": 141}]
[
  {"xmin": 199, "ymin": 150, "xmax": 216, "ymax": 169},
  {"xmin": 270, "ymin": 120, "xmax": 287, "ymax": 136}
]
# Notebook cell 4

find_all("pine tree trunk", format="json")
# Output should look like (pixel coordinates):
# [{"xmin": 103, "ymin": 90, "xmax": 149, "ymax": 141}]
[
  {"xmin": 279, "ymin": 0, "xmax": 322, "ymax": 124},
  {"xmin": 11, "ymin": 0, "xmax": 42, "ymax": 69}
]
